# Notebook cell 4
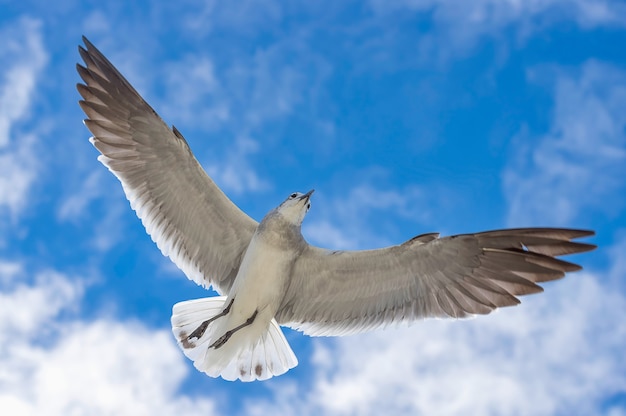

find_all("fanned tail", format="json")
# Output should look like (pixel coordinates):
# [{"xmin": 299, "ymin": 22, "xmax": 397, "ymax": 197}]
[{"xmin": 171, "ymin": 296, "xmax": 298, "ymax": 382}]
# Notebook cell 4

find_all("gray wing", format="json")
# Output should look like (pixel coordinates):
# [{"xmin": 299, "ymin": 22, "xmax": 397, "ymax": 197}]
[
  {"xmin": 276, "ymin": 228, "xmax": 595, "ymax": 336},
  {"xmin": 76, "ymin": 37, "xmax": 257, "ymax": 294}
]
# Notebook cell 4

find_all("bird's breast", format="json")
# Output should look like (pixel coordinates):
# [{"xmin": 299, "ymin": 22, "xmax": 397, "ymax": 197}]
[{"xmin": 227, "ymin": 233, "xmax": 296, "ymax": 318}]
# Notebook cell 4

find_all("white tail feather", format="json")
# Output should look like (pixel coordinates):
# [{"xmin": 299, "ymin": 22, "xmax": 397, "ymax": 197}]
[{"xmin": 171, "ymin": 296, "xmax": 298, "ymax": 382}]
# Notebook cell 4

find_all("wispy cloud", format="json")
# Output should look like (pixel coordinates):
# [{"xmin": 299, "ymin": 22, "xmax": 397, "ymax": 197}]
[
  {"xmin": 0, "ymin": 18, "xmax": 47, "ymax": 222},
  {"xmin": 366, "ymin": 0, "xmax": 626, "ymax": 66},
  {"xmin": 0, "ymin": 134, "xmax": 38, "ymax": 224},
  {"xmin": 55, "ymin": 168, "xmax": 131, "ymax": 252},
  {"xmin": 369, "ymin": 0, "xmax": 626, "ymax": 33},
  {"xmin": 159, "ymin": 34, "xmax": 332, "ymax": 135},
  {"xmin": 154, "ymin": 35, "xmax": 332, "ymax": 195},
  {"xmin": 160, "ymin": 54, "xmax": 229, "ymax": 130},
  {"xmin": 608, "ymin": 233, "xmax": 626, "ymax": 289},
  {"xmin": 176, "ymin": 0, "xmax": 284, "ymax": 38},
  {"xmin": 0, "ymin": 17, "xmax": 46, "ymax": 148},
  {"xmin": 303, "ymin": 178, "xmax": 444, "ymax": 250},
  {"xmin": 205, "ymin": 136, "xmax": 270, "ymax": 195},
  {"xmin": 57, "ymin": 171, "xmax": 107, "ymax": 223},
  {"xmin": 504, "ymin": 61, "xmax": 626, "ymax": 226}
]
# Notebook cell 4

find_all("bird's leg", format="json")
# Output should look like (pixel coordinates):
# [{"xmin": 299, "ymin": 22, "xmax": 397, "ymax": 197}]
[
  {"xmin": 210, "ymin": 310, "xmax": 258, "ymax": 349},
  {"xmin": 187, "ymin": 298, "xmax": 234, "ymax": 341}
]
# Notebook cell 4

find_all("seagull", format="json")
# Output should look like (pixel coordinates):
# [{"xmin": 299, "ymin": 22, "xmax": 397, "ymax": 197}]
[{"xmin": 76, "ymin": 37, "xmax": 596, "ymax": 382}]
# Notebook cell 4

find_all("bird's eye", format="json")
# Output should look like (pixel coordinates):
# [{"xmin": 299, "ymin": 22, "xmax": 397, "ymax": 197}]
[
  {"xmin": 307, "ymin": 203, "xmax": 311, "ymax": 210},
  {"xmin": 290, "ymin": 193, "xmax": 297, "ymax": 199}
]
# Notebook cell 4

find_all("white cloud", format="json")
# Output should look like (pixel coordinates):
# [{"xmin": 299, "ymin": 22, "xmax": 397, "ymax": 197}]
[
  {"xmin": 0, "ymin": 17, "xmax": 46, "ymax": 148},
  {"xmin": 27, "ymin": 321, "xmax": 216, "ymax": 416},
  {"xmin": 303, "ymin": 181, "xmax": 437, "ymax": 250},
  {"xmin": 159, "ymin": 35, "xmax": 331, "ymax": 133},
  {"xmin": 161, "ymin": 54, "xmax": 230, "ymax": 130},
  {"xmin": 55, "ymin": 170, "xmax": 130, "ymax": 252},
  {"xmin": 504, "ymin": 61, "xmax": 626, "ymax": 226},
  {"xmin": 57, "ymin": 171, "xmax": 106, "ymax": 223},
  {"xmin": 205, "ymin": 136, "xmax": 270, "ymax": 195},
  {"xmin": 0, "ymin": 18, "xmax": 47, "ymax": 220},
  {"xmin": 0, "ymin": 134, "xmax": 38, "ymax": 221},
  {"xmin": 303, "ymin": 219, "xmax": 361, "ymax": 251},
  {"xmin": 366, "ymin": 0, "xmax": 626, "ymax": 65},
  {"xmin": 0, "ymin": 262, "xmax": 217, "ymax": 416},
  {"xmin": 142, "ymin": 39, "xmax": 332, "ymax": 196},
  {"xmin": 151, "ymin": 10, "xmax": 336, "ymax": 145},
  {"xmin": 89, "ymin": 197, "xmax": 128, "ymax": 252},
  {"xmin": 81, "ymin": 9, "xmax": 111, "ymax": 36},
  {"xmin": 0, "ymin": 269, "xmax": 83, "ymax": 341},
  {"xmin": 608, "ymin": 233, "xmax": 626, "ymax": 289},
  {"xmin": 0, "ymin": 261, "xmax": 22, "ymax": 283},
  {"xmin": 369, "ymin": 0, "xmax": 626, "ymax": 31},
  {"xmin": 247, "ymin": 268, "xmax": 626, "ymax": 415},
  {"xmin": 228, "ymin": 44, "xmax": 309, "ymax": 127}
]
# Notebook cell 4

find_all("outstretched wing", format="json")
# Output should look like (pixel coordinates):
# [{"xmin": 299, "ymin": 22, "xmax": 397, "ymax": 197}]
[
  {"xmin": 276, "ymin": 228, "xmax": 595, "ymax": 336},
  {"xmin": 76, "ymin": 37, "xmax": 257, "ymax": 294}
]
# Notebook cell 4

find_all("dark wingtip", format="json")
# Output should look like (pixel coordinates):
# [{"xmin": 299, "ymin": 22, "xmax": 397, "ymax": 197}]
[
  {"xmin": 576, "ymin": 242, "xmax": 597, "ymax": 253},
  {"xmin": 82, "ymin": 35, "xmax": 92, "ymax": 48}
]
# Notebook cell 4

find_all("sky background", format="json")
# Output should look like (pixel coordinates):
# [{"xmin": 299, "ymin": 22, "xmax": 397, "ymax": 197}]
[{"xmin": 1, "ymin": 1, "xmax": 625, "ymax": 415}]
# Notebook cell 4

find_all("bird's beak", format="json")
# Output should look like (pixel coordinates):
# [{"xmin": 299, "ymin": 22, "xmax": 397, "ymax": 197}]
[{"xmin": 300, "ymin": 189, "xmax": 315, "ymax": 200}]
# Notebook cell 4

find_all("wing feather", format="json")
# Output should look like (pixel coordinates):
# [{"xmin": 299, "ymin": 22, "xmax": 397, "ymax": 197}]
[
  {"xmin": 76, "ymin": 37, "xmax": 257, "ymax": 294},
  {"xmin": 276, "ymin": 228, "xmax": 595, "ymax": 336}
]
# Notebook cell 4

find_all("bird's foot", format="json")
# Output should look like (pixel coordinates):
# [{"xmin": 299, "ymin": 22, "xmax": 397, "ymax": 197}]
[
  {"xmin": 210, "ymin": 310, "xmax": 258, "ymax": 349},
  {"xmin": 187, "ymin": 298, "xmax": 235, "ymax": 341}
]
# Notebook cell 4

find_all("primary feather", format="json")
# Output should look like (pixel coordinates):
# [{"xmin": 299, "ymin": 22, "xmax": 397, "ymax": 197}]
[{"xmin": 77, "ymin": 37, "xmax": 257, "ymax": 295}]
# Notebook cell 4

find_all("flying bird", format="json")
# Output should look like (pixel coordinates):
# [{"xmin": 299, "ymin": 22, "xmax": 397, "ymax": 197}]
[{"xmin": 76, "ymin": 37, "xmax": 595, "ymax": 382}]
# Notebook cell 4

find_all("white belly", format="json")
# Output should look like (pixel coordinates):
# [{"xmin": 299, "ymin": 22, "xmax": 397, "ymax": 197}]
[{"xmin": 217, "ymin": 233, "xmax": 293, "ymax": 338}]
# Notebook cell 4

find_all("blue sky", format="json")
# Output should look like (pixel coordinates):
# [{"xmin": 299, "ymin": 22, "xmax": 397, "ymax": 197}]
[{"xmin": 1, "ymin": 1, "xmax": 625, "ymax": 414}]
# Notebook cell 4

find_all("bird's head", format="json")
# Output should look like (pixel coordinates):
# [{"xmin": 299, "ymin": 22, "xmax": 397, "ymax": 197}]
[{"xmin": 276, "ymin": 189, "xmax": 314, "ymax": 225}]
